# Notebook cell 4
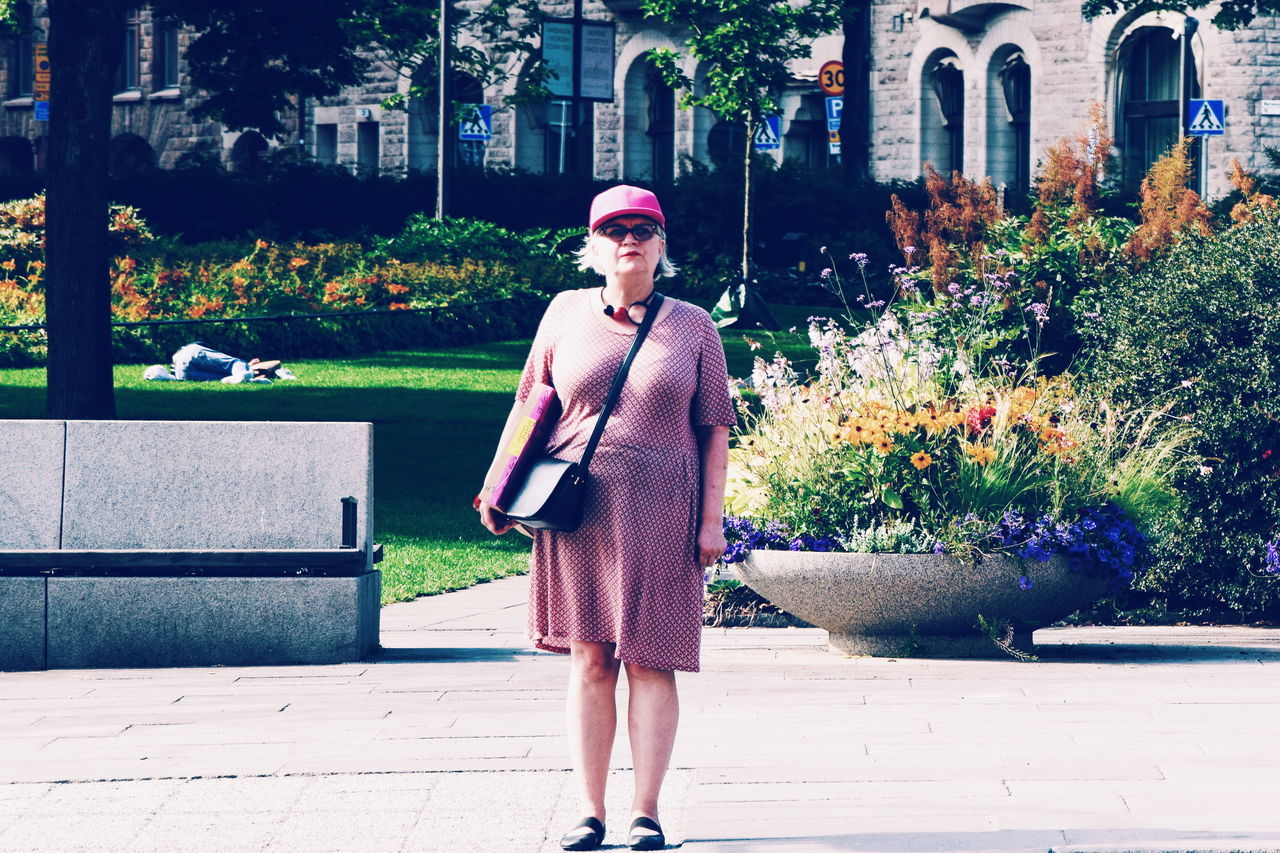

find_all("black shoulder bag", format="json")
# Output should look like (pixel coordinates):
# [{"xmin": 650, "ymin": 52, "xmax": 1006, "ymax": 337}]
[{"xmin": 503, "ymin": 294, "xmax": 664, "ymax": 532}]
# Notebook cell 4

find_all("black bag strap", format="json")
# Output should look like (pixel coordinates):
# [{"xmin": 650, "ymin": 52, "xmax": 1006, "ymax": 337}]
[{"xmin": 578, "ymin": 293, "xmax": 664, "ymax": 473}]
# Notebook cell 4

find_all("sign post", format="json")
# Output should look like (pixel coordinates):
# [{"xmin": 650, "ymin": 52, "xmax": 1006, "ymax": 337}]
[
  {"xmin": 753, "ymin": 116, "xmax": 781, "ymax": 151},
  {"xmin": 1188, "ymin": 98, "xmax": 1224, "ymax": 197},
  {"xmin": 33, "ymin": 43, "xmax": 49, "ymax": 122},
  {"xmin": 825, "ymin": 96, "xmax": 843, "ymax": 156},
  {"xmin": 458, "ymin": 104, "xmax": 492, "ymax": 141},
  {"xmin": 818, "ymin": 60, "xmax": 844, "ymax": 96}
]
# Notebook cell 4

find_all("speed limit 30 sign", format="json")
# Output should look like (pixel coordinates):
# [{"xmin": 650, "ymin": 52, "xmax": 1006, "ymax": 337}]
[{"xmin": 819, "ymin": 60, "xmax": 844, "ymax": 96}]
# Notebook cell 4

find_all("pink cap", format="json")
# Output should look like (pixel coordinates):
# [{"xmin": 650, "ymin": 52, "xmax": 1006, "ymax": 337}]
[{"xmin": 588, "ymin": 185, "xmax": 665, "ymax": 232}]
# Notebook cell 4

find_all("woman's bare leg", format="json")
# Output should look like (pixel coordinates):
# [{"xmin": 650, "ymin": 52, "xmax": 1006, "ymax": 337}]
[
  {"xmin": 624, "ymin": 662, "xmax": 679, "ymax": 821},
  {"xmin": 567, "ymin": 640, "xmax": 622, "ymax": 820}
]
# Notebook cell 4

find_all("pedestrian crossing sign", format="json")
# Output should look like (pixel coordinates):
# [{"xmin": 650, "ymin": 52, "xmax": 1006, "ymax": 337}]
[
  {"xmin": 1188, "ymin": 99, "xmax": 1225, "ymax": 136},
  {"xmin": 458, "ymin": 104, "xmax": 492, "ymax": 141},
  {"xmin": 753, "ymin": 116, "xmax": 781, "ymax": 151}
]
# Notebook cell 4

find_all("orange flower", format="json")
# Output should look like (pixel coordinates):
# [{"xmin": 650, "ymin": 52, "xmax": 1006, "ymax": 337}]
[
  {"xmin": 910, "ymin": 451, "xmax": 933, "ymax": 470},
  {"xmin": 389, "ymin": 302, "xmax": 410, "ymax": 311},
  {"xmin": 0, "ymin": 259, "xmax": 15, "ymax": 271},
  {"xmin": 255, "ymin": 239, "xmax": 269, "ymax": 250},
  {"xmin": 288, "ymin": 257, "xmax": 308, "ymax": 270},
  {"xmin": 386, "ymin": 283, "xmax": 410, "ymax": 295}
]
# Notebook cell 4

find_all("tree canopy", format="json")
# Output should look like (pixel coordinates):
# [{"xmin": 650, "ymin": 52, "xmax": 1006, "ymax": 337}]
[{"xmin": 1081, "ymin": 0, "xmax": 1276, "ymax": 31}]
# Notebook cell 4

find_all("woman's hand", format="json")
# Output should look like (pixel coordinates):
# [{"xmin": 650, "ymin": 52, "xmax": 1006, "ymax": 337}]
[
  {"xmin": 697, "ymin": 520, "xmax": 727, "ymax": 570},
  {"xmin": 478, "ymin": 499, "xmax": 517, "ymax": 536}
]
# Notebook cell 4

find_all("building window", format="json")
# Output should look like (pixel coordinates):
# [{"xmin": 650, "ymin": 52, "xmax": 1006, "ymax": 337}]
[
  {"xmin": 931, "ymin": 58, "xmax": 964, "ymax": 175},
  {"xmin": 987, "ymin": 50, "xmax": 1031, "ymax": 202},
  {"xmin": 544, "ymin": 99, "xmax": 594, "ymax": 175},
  {"xmin": 623, "ymin": 60, "xmax": 675, "ymax": 181},
  {"xmin": 153, "ymin": 17, "xmax": 180, "ymax": 90},
  {"xmin": 357, "ymin": 121, "xmax": 379, "ymax": 176},
  {"xmin": 315, "ymin": 123, "xmax": 338, "ymax": 166},
  {"xmin": 646, "ymin": 68, "xmax": 675, "ymax": 182},
  {"xmin": 454, "ymin": 72, "xmax": 486, "ymax": 169},
  {"xmin": 706, "ymin": 120, "xmax": 746, "ymax": 167},
  {"xmin": 784, "ymin": 94, "xmax": 836, "ymax": 169},
  {"xmin": 1117, "ymin": 27, "xmax": 1199, "ymax": 193},
  {"xmin": 115, "ymin": 7, "xmax": 141, "ymax": 93},
  {"xmin": 406, "ymin": 71, "xmax": 486, "ymax": 172},
  {"xmin": 5, "ymin": 2, "xmax": 33, "ymax": 99}
]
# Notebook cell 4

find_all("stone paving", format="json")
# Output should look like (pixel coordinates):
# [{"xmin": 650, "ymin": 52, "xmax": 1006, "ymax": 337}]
[{"xmin": 2, "ymin": 574, "xmax": 1280, "ymax": 852}]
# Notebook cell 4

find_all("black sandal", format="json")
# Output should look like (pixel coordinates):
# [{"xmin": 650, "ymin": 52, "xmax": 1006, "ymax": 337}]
[
  {"xmin": 560, "ymin": 816, "xmax": 606, "ymax": 851},
  {"xmin": 628, "ymin": 816, "xmax": 665, "ymax": 850}
]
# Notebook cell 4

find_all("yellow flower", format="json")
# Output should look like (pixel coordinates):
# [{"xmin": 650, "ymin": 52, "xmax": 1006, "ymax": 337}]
[
  {"xmin": 874, "ymin": 436, "xmax": 895, "ymax": 454},
  {"xmin": 920, "ymin": 410, "xmax": 944, "ymax": 433},
  {"xmin": 843, "ymin": 419, "xmax": 876, "ymax": 444},
  {"xmin": 940, "ymin": 411, "xmax": 966, "ymax": 428},
  {"xmin": 910, "ymin": 451, "xmax": 933, "ymax": 470},
  {"xmin": 894, "ymin": 412, "xmax": 918, "ymax": 433},
  {"xmin": 964, "ymin": 442, "xmax": 997, "ymax": 466}
]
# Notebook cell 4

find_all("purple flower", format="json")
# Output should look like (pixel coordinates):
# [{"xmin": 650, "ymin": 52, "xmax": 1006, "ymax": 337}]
[
  {"xmin": 903, "ymin": 245, "xmax": 917, "ymax": 255},
  {"xmin": 1018, "ymin": 575, "xmax": 1033, "ymax": 590},
  {"xmin": 946, "ymin": 283, "xmax": 961, "ymax": 295},
  {"xmin": 849, "ymin": 252, "xmax": 869, "ymax": 266},
  {"xmin": 1267, "ymin": 540, "xmax": 1280, "ymax": 574},
  {"xmin": 933, "ymin": 541, "xmax": 946, "ymax": 555},
  {"xmin": 820, "ymin": 268, "xmax": 833, "ymax": 279}
]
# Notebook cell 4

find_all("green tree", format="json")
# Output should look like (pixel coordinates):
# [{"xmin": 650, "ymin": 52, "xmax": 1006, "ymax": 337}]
[
  {"xmin": 644, "ymin": 0, "xmax": 842, "ymax": 290},
  {"xmin": 1081, "ymin": 0, "xmax": 1276, "ymax": 30}
]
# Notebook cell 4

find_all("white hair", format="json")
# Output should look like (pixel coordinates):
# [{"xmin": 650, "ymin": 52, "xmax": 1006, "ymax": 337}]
[{"xmin": 573, "ymin": 224, "xmax": 678, "ymax": 279}]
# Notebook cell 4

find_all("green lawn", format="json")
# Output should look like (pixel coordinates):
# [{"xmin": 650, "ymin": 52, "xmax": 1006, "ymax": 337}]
[{"xmin": 0, "ymin": 310, "xmax": 819, "ymax": 604}]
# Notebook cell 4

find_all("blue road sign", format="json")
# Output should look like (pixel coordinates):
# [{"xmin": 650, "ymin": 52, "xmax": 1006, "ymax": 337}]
[
  {"xmin": 1188, "ymin": 99, "xmax": 1225, "ymax": 136},
  {"xmin": 458, "ymin": 104, "xmax": 492, "ymax": 141},
  {"xmin": 825, "ymin": 96, "xmax": 843, "ymax": 133},
  {"xmin": 34, "ymin": 100, "xmax": 48, "ymax": 122},
  {"xmin": 754, "ymin": 116, "xmax": 781, "ymax": 151}
]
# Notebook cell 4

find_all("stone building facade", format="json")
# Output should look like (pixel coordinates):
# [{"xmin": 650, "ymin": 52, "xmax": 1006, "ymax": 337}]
[
  {"xmin": 2, "ymin": 2, "xmax": 1274, "ymax": 199},
  {"xmin": 314, "ymin": 0, "xmax": 1278, "ymax": 200},
  {"xmin": 0, "ymin": 3, "xmax": 295, "ymax": 177}
]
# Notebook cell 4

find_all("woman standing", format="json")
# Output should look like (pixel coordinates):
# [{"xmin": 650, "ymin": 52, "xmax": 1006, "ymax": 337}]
[{"xmin": 478, "ymin": 185, "xmax": 734, "ymax": 851}]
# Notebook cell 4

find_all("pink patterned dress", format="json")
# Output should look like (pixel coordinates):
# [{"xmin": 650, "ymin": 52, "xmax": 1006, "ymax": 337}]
[{"xmin": 516, "ymin": 288, "xmax": 736, "ymax": 672}]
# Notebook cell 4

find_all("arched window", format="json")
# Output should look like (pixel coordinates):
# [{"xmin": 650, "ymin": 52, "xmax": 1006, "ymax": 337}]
[
  {"xmin": 0, "ymin": 137, "xmax": 34, "ymax": 174},
  {"xmin": 707, "ymin": 120, "xmax": 746, "ymax": 167},
  {"xmin": 784, "ymin": 94, "xmax": 836, "ymax": 169},
  {"xmin": 230, "ymin": 131, "xmax": 268, "ymax": 172},
  {"xmin": 922, "ymin": 53, "xmax": 964, "ymax": 175},
  {"xmin": 623, "ymin": 59, "xmax": 676, "ymax": 182},
  {"xmin": 108, "ymin": 133, "xmax": 156, "ymax": 176},
  {"xmin": 987, "ymin": 49, "xmax": 1031, "ymax": 200},
  {"xmin": 1117, "ymin": 27, "xmax": 1199, "ymax": 192}
]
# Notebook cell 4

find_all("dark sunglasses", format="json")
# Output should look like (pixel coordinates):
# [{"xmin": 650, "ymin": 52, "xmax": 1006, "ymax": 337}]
[{"xmin": 598, "ymin": 223, "xmax": 660, "ymax": 242}]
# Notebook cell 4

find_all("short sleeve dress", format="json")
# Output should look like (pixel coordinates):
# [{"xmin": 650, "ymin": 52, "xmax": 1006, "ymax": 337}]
[{"xmin": 515, "ymin": 288, "xmax": 737, "ymax": 673}]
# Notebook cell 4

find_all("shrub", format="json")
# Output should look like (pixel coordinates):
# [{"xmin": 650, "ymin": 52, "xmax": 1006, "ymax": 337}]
[{"xmin": 1082, "ymin": 206, "xmax": 1280, "ymax": 619}]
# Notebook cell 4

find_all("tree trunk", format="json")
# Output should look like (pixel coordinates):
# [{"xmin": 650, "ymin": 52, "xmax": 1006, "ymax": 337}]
[
  {"xmin": 45, "ymin": 0, "xmax": 123, "ymax": 419},
  {"xmin": 741, "ymin": 115, "xmax": 754, "ymax": 284},
  {"xmin": 840, "ymin": 0, "xmax": 871, "ymax": 183}
]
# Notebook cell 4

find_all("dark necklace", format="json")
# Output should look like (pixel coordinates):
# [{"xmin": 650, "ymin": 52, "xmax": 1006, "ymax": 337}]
[{"xmin": 600, "ymin": 286, "xmax": 658, "ymax": 326}]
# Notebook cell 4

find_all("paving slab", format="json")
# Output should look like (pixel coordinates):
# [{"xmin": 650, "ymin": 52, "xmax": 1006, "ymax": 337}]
[{"xmin": 3, "ymin": 573, "xmax": 1280, "ymax": 851}]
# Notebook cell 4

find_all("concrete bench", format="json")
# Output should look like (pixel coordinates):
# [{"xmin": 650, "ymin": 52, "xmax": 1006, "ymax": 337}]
[{"xmin": 0, "ymin": 420, "xmax": 381, "ymax": 671}]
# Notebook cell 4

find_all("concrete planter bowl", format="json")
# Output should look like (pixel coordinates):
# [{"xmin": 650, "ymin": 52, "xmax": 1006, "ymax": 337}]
[{"xmin": 734, "ymin": 550, "xmax": 1110, "ymax": 658}]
